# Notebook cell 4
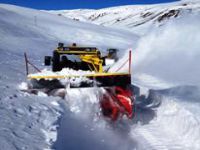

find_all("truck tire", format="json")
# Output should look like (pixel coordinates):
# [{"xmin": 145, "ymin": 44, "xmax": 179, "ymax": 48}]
[
  {"xmin": 52, "ymin": 51, "xmax": 60, "ymax": 72},
  {"xmin": 44, "ymin": 56, "xmax": 51, "ymax": 66}
]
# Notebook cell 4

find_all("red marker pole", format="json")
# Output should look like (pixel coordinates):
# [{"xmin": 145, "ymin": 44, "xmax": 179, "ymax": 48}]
[
  {"xmin": 24, "ymin": 52, "xmax": 29, "ymax": 75},
  {"xmin": 129, "ymin": 50, "xmax": 132, "ymax": 74}
]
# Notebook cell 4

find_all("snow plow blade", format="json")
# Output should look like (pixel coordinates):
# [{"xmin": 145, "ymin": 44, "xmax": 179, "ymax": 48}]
[
  {"xmin": 28, "ymin": 73, "xmax": 134, "ymax": 121},
  {"xmin": 28, "ymin": 73, "xmax": 131, "ymax": 89}
]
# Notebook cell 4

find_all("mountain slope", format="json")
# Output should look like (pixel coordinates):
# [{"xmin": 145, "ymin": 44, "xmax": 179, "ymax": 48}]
[
  {"xmin": 49, "ymin": 1, "xmax": 200, "ymax": 35},
  {"xmin": 0, "ymin": 4, "xmax": 138, "ymax": 55}
]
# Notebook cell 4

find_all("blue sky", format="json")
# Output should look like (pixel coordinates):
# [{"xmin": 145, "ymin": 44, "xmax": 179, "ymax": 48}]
[{"xmin": 0, "ymin": 0, "xmax": 179, "ymax": 10}]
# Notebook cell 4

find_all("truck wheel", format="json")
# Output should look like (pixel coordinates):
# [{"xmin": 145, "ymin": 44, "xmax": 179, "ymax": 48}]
[
  {"xmin": 52, "ymin": 51, "xmax": 60, "ymax": 72},
  {"xmin": 44, "ymin": 56, "xmax": 51, "ymax": 66}
]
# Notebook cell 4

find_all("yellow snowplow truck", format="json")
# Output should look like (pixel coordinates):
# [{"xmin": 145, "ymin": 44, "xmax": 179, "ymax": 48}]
[
  {"xmin": 28, "ymin": 43, "xmax": 131, "ymax": 88},
  {"xmin": 44, "ymin": 43, "xmax": 118, "ymax": 73},
  {"xmin": 25, "ymin": 43, "xmax": 134, "ymax": 121}
]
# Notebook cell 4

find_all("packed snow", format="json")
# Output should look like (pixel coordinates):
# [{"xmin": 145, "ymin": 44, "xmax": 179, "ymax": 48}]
[
  {"xmin": 1, "ymin": 0, "xmax": 200, "ymax": 150},
  {"xmin": 28, "ymin": 68, "xmax": 94, "ymax": 79}
]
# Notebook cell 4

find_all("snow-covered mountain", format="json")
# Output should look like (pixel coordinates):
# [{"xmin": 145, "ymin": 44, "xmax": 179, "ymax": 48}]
[
  {"xmin": 48, "ymin": 0, "xmax": 200, "ymax": 35},
  {"xmin": 1, "ymin": 1, "xmax": 200, "ymax": 150}
]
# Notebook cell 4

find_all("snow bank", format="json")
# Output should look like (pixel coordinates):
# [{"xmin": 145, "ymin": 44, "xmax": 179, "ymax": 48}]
[
  {"xmin": 64, "ymin": 87, "xmax": 102, "ymax": 119},
  {"xmin": 129, "ymin": 86, "xmax": 200, "ymax": 150},
  {"xmin": 156, "ymin": 97, "xmax": 200, "ymax": 149}
]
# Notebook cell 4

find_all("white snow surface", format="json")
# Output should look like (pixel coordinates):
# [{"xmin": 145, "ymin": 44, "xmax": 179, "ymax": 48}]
[
  {"xmin": 48, "ymin": 1, "xmax": 200, "ymax": 35},
  {"xmin": 1, "ymin": 1, "xmax": 200, "ymax": 150},
  {"xmin": 28, "ymin": 68, "xmax": 94, "ymax": 79}
]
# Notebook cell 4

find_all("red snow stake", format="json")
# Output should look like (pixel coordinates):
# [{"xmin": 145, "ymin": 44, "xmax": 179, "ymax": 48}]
[
  {"xmin": 129, "ymin": 50, "xmax": 132, "ymax": 74},
  {"xmin": 115, "ymin": 50, "xmax": 132, "ymax": 73},
  {"xmin": 24, "ymin": 53, "xmax": 29, "ymax": 75},
  {"xmin": 24, "ymin": 52, "xmax": 41, "ymax": 75}
]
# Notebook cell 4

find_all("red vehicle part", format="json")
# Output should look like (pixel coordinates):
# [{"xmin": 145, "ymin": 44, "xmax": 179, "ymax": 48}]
[{"xmin": 100, "ymin": 86, "xmax": 134, "ymax": 121}]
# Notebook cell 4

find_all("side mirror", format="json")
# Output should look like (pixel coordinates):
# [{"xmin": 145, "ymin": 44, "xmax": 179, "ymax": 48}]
[
  {"xmin": 44, "ymin": 56, "xmax": 52, "ymax": 66},
  {"xmin": 107, "ymin": 48, "xmax": 118, "ymax": 61}
]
